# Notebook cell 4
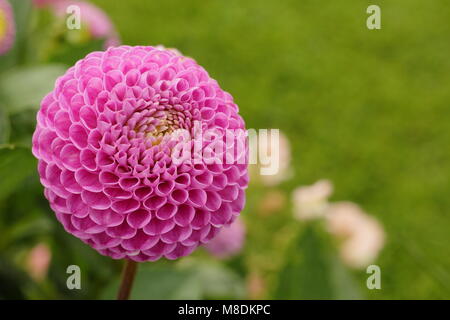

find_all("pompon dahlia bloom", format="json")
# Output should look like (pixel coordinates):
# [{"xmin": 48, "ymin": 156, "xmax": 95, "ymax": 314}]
[
  {"xmin": 204, "ymin": 217, "xmax": 245, "ymax": 259},
  {"xmin": 0, "ymin": 0, "xmax": 15, "ymax": 55},
  {"xmin": 32, "ymin": 46, "xmax": 249, "ymax": 262}
]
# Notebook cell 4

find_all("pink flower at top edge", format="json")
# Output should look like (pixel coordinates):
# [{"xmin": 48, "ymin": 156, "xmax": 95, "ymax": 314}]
[
  {"xmin": 35, "ymin": 0, "xmax": 120, "ymax": 48},
  {"xmin": 0, "ymin": 0, "xmax": 15, "ymax": 55}
]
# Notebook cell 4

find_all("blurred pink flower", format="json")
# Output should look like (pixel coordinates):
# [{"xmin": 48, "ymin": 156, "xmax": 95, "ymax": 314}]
[
  {"xmin": 0, "ymin": 0, "xmax": 15, "ymax": 55},
  {"xmin": 32, "ymin": 46, "xmax": 248, "ymax": 262},
  {"xmin": 26, "ymin": 243, "xmax": 52, "ymax": 282},
  {"xmin": 204, "ymin": 218, "xmax": 245, "ymax": 259},
  {"xmin": 292, "ymin": 179, "xmax": 333, "ymax": 220},
  {"xmin": 326, "ymin": 202, "xmax": 385, "ymax": 269}
]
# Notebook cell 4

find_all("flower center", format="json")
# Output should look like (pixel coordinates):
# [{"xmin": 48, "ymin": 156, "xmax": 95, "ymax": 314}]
[{"xmin": 127, "ymin": 107, "xmax": 188, "ymax": 146}]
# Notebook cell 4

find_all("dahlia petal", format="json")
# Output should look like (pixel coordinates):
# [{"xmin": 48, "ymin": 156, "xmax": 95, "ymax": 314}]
[
  {"xmin": 155, "ymin": 203, "xmax": 177, "ymax": 220},
  {"xmin": 126, "ymin": 209, "xmax": 152, "ymax": 229},
  {"xmin": 218, "ymin": 185, "xmax": 239, "ymax": 202},
  {"xmin": 99, "ymin": 171, "xmax": 119, "ymax": 185},
  {"xmin": 161, "ymin": 225, "xmax": 192, "ymax": 244},
  {"xmin": 187, "ymin": 189, "xmax": 207, "ymax": 207},
  {"xmin": 54, "ymin": 110, "xmax": 71, "ymax": 139},
  {"xmin": 143, "ymin": 240, "xmax": 176, "ymax": 256},
  {"xmin": 169, "ymin": 188, "xmax": 189, "ymax": 205},
  {"xmin": 75, "ymin": 169, "xmax": 103, "ymax": 192},
  {"xmin": 165, "ymin": 243, "xmax": 196, "ymax": 260},
  {"xmin": 143, "ymin": 218, "xmax": 175, "ymax": 236},
  {"xmin": 89, "ymin": 208, "xmax": 124, "ymax": 227},
  {"xmin": 81, "ymin": 190, "xmax": 111, "ymax": 209},
  {"xmin": 106, "ymin": 221, "xmax": 137, "ymax": 239},
  {"xmin": 205, "ymin": 191, "xmax": 222, "ymax": 211},
  {"xmin": 67, "ymin": 194, "xmax": 89, "ymax": 218},
  {"xmin": 71, "ymin": 215, "xmax": 105, "ymax": 234},
  {"xmin": 182, "ymin": 225, "xmax": 211, "ymax": 246},
  {"xmin": 143, "ymin": 195, "xmax": 167, "ymax": 210},
  {"xmin": 104, "ymin": 187, "xmax": 132, "ymax": 199},
  {"xmin": 210, "ymin": 202, "xmax": 233, "ymax": 227},
  {"xmin": 133, "ymin": 186, "xmax": 153, "ymax": 200},
  {"xmin": 60, "ymin": 144, "xmax": 81, "ymax": 170},
  {"xmin": 111, "ymin": 198, "xmax": 140, "ymax": 214},
  {"xmin": 121, "ymin": 230, "xmax": 159, "ymax": 251},
  {"xmin": 191, "ymin": 210, "xmax": 211, "ymax": 230},
  {"xmin": 80, "ymin": 149, "xmax": 98, "ymax": 171}
]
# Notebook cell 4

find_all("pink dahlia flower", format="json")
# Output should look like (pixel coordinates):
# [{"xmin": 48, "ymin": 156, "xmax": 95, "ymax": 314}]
[
  {"xmin": 32, "ymin": 46, "xmax": 248, "ymax": 262},
  {"xmin": 204, "ymin": 217, "xmax": 245, "ymax": 259},
  {"xmin": 0, "ymin": 0, "xmax": 15, "ymax": 55}
]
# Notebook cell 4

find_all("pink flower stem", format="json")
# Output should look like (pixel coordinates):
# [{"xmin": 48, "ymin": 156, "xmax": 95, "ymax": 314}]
[{"xmin": 117, "ymin": 259, "xmax": 138, "ymax": 300}]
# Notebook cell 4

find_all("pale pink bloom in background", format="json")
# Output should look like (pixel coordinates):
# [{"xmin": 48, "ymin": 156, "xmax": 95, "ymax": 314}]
[
  {"xmin": 204, "ymin": 218, "xmax": 246, "ymax": 259},
  {"xmin": 251, "ymin": 130, "xmax": 292, "ymax": 186},
  {"xmin": 25, "ymin": 243, "xmax": 52, "ymax": 282},
  {"xmin": 246, "ymin": 271, "xmax": 266, "ymax": 299},
  {"xmin": 292, "ymin": 179, "xmax": 333, "ymax": 220},
  {"xmin": 326, "ymin": 202, "xmax": 385, "ymax": 269},
  {"xmin": 0, "ymin": 0, "xmax": 15, "ymax": 55}
]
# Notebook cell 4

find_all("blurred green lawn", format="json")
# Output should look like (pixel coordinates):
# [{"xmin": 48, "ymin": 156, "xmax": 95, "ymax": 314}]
[{"xmin": 88, "ymin": 0, "xmax": 450, "ymax": 298}]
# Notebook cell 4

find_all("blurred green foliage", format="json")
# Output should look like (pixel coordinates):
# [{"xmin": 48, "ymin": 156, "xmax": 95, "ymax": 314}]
[{"xmin": 0, "ymin": 0, "xmax": 449, "ymax": 299}]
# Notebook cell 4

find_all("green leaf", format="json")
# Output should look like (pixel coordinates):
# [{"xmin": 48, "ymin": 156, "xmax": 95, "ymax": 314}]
[
  {"xmin": 330, "ymin": 256, "xmax": 363, "ymax": 300},
  {"xmin": 101, "ymin": 260, "xmax": 245, "ymax": 300},
  {"xmin": 8, "ymin": 110, "xmax": 38, "ymax": 147},
  {"xmin": 0, "ymin": 106, "xmax": 10, "ymax": 144},
  {"xmin": 274, "ymin": 225, "xmax": 334, "ymax": 299},
  {"xmin": 0, "ymin": 255, "xmax": 29, "ymax": 299},
  {"xmin": 191, "ymin": 261, "xmax": 245, "ymax": 299},
  {"xmin": 46, "ymin": 39, "xmax": 105, "ymax": 66},
  {"xmin": 0, "ymin": 65, "xmax": 66, "ymax": 114},
  {"xmin": 0, "ymin": 145, "xmax": 36, "ymax": 203},
  {"xmin": 274, "ymin": 224, "xmax": 364, "ymax": 299},
  {"xmin": 101, "ymin": 263, "xmax": 202, "ymax": 300}
]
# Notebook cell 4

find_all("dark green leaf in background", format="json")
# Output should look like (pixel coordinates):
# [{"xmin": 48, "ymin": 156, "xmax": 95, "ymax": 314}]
[
  {"xmin": 45, "ymin": 38, "xmax": 105, "ymax": 66},
  {"xmin": 101, "ymin": 260, "xmax": 245, "ymax": 300},
  {"xmin": 0, "ymin": 106, "xmax": 10, "ymax": 144},
  {"xmin": 274, "ymin": 224, "xmax": 363, "ymax": 299},
  {"xmin": 0, "ymin": 64, "xmax": 65, "ymax": 114},
  {"xmin": 0, "ymin": 145, "xmax": 36, "ymax": 203},
  {"xmin": 274, "ymin": 225, "xmax": 334, "ymax": 299}
]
